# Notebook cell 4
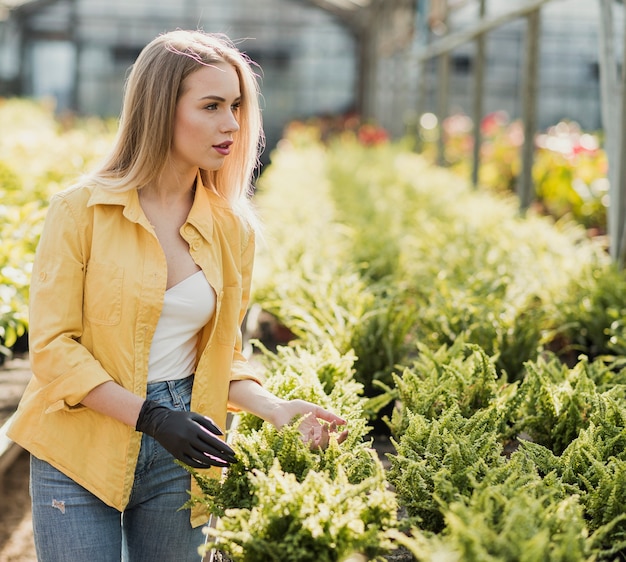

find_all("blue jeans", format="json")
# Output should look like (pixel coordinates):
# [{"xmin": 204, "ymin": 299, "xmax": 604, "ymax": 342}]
[{"xmin": 30, "ymin": 376, "xmax": 207, "ymax": 561}]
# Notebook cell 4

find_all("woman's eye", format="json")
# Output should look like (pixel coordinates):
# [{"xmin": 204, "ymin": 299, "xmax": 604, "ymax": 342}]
[
  {"xmin": 231, "ymin": 102, "xmax": 241, "ymax": 112},
  {"xmin": 205, "ymin": 103, "xmax": 218, "ymax": 111}
]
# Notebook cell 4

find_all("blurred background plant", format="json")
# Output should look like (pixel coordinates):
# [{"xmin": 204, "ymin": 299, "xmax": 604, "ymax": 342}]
[
  {"xmin": 416, "ymin": 110, "xmax": 609, "ymax": 235},
  {"xmin": 0, "ymin": 98, "xmax": 115, "ymax": 359}
]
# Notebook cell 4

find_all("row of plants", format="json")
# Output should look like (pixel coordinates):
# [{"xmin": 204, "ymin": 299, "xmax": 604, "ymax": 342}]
[
  {"xmin": 187, "ymin": 124, "xmax": 626, "ymax": 560},
  {"xmin": 0, "ymin": 98, "xmax": 115, "ymax": 358},
  {"xmin": 188, "ymin": 343, "xmax": 398, "ymax": 561},
  {"xmin": 3, "ymin": 99, "xmax": 626, "ymax": 559},
  {"xmin": 417, "ymin": 111, "xmax": 609, "ymax": 233}
]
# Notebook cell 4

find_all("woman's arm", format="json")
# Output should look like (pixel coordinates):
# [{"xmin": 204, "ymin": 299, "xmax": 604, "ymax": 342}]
[
  {"xmin": 82, "ymin": 381, "xmax": 235, "ymax": 468},
  {"xmin": 81, "ymin": 381, "xmax": 144, "ymax": 427},
  {"xmin": 229, "ymin": 379, "xmax": 348, "ymax": 448}
]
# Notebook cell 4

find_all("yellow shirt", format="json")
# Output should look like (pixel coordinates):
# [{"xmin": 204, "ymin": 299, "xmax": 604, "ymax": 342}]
[{"xmin": 8, "ymin": 176, "xmax": 261, "ymax": 527}]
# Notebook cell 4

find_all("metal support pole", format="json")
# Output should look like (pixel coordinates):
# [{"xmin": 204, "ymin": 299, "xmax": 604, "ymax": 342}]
[
  {"xmin": 471, "ymin": 0, "xmax": 487, "ymax": 188},
  {"xmin": 436, "ymin": 2, "xmax": 450, "ymax": 167},
  {"xmin": 436, "ymin": 50, "xmax": 450, "ymax": 166},
  {"xmin": 617, "ymin": 7, "xmax": 626, "ymax": 266},
  {"xmin": 598, "ymin": 0, "xmax": 620, "ymax": 261},
  {"xmin": 517, "ymin": 8, "xmax": 541, "ymax": 211},
  {"xmin": 413, "ymin": 0, "xmax": 430, "ymax": 152}
]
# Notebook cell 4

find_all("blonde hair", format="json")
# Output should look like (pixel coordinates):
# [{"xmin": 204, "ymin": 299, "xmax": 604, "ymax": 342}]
[{"xmin": 87, "ymin": 30, "xmax": 264, "ymax": 227}]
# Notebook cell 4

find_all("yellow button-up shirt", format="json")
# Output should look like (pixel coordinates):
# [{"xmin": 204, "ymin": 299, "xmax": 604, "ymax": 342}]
[{"xmin": 8, "ymin": 176, "xmax": 261, "ymax": 526}]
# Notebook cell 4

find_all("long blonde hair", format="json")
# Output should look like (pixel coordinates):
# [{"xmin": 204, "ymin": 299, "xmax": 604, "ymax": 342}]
[{"xmin": 87, "ymin": 30, "xmax": 264, "ymax": 227}]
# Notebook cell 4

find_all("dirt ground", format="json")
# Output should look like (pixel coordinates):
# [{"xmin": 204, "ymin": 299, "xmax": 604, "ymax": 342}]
[
  {"xmin": 0, "ymin": 450, "xmax": 35, "ymax": 562},
  {"xmin": 0, "ymin": 354, "xmax": 35, "ymax": 562}
]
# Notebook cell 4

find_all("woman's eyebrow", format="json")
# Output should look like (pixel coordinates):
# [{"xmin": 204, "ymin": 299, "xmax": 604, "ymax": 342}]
[{"xmin": 199, "ymin": 95, "xmax": 241, "ymax": 102}]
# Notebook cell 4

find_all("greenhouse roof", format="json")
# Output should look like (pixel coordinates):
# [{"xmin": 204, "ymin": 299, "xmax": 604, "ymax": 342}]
[{"xmin": 0, "ymin": 0, "xmax": 58, "ymax": 20}]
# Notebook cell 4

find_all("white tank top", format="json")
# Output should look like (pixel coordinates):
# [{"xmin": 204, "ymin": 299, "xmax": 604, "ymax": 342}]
[{"xmin": 147, "ymin": 270, "xmax": 216, "ymax": 383}]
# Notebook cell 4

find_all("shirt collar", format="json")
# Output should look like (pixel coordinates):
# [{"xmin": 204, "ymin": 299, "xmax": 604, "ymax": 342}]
[
  {"xmin": 86, "ymin": 184, "xmax": 147, "ymax": 228},
  {"xmin": 186, "ymin": 172, "xmax": 216, "ymax": 242},
  {"xmin": 85, "ymin": 172, "xmax": 219, "ymax": 242}
]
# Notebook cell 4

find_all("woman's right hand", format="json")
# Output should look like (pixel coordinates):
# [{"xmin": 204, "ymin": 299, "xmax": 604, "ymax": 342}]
[{"xmin": 135, "ymin": 400, "xmax": 236, "ymax": 468}]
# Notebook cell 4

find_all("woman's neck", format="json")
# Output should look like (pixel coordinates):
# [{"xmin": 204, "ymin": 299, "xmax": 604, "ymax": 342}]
[{"xmin": 141, "ymin": 167, "xmax": 198, "ymax": 207}]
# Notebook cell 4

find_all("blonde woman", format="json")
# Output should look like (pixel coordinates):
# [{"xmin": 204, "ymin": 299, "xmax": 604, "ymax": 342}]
[{"xmin": 9, "ymin": 30, "xmax": 346, "ymax": 562}]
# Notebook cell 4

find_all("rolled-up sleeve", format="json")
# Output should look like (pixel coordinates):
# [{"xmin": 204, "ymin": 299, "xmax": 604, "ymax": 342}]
[
  {"xmin": 29, "ymin": 195, "xmax": 113, "ymax": 411},
  {"xmin": 229, "ymin": 227, "xmax": 263, "ymax": 385}
]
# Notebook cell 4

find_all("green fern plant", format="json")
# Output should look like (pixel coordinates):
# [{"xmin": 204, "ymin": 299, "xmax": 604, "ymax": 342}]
[
  {"xmin": 236, "ymin": 341, "xmax": 364, "ymax": 436},
  {"xmin": 511, "ymin": 356, "xmax": 605, "ymax": 454},
  {"xmin": 551, "ymin": 263, "xmax": 626, "ymax": 361},
  {"xmin": 203, "ymin": 460, "xmax": 398, "ymax": 562},
  {"xmin": 387, "ymin": 341, "xmax": 516, "ymax": 439},
  {"xmin": 387, "ymin": 405, "xmax": 508, "ymax": 532},
  {"xmin": 519, "ymin": 396, "xmax": 626, "ymax": 557}
]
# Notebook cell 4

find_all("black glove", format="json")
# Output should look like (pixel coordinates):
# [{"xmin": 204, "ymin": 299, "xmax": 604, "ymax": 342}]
[{"xmin": 136, "ymin": 400, "xmax": 237, "ymax": 469}]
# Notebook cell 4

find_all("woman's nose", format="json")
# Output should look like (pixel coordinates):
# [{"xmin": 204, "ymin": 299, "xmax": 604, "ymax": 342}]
[{"xmin": 222, "ymin": 110, "xmax": 240, "ymax": 133}]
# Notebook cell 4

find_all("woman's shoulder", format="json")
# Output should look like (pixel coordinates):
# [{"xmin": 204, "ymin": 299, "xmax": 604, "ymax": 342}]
[
  {"xmin": 52, "ymin": 180, "xmax": 133, "ymax": 213},
  {"xmin": 50, "ymin": 180, "xmax": 98, "ymax": 207}
]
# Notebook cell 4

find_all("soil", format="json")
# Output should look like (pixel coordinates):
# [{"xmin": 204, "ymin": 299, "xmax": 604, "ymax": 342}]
[
  {"xmin": 0, "ymin": 354, "xmax": 36, "ymax": 562},
  {"xmin": 0, "ymin": 450, "xmax": 35, "ymax": 562}
]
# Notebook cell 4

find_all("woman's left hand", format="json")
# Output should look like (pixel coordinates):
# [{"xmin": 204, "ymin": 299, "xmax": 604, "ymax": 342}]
[
  {"xmin": 228, "ymin": 380, "xmax": 349, "ymax": 450},
  {"xmin": 272, "ymin": 399, "xmax": 349, "ymax": 449}
]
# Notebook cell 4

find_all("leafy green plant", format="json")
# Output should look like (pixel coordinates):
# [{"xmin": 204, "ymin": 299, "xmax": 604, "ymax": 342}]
[
  {"xmin": 252, "ymin": 265, "xmax": 373, "ymax": 360},
  {"xmin": 393, "ymin": 455, "xmax": 590, "ymax": 562},
  {"xmin": 187, "ymin": 339, "xmax": 379, "ymax": 518},
  {"xmin": 203, "ymin": 460, "xmax": 397, "ymax": 562},
  {"xmin": 550, "ymin": 263, "xmax": 626, "ymax": 362},
  {"xmin": 387, "ymin": 405, "xmax": 508, "ymax": 532},
  {"xmin": 348, "ymin": 289, "xmax": 418, "ymax": 398},
  {"xmin": 387, "ymin": 341, "xmax": 517, "ymax": 438},
  {"xmin": 510, "ymin": 356, "xmax": 608, "ymax": 455},
  {"xmin": 520, "ymin": 394, "xmax": 626, "ymax": 556},
  {"xmin": 237, "ymin": 341, "xmax": 364, "ymax": 435},
  {"xmin": 188, "ymin": 419, "xmax": 377, "ymax": 516},
  {"xmin": 0, "ymin": 98, "xmax": 114, "ymax": 350}
]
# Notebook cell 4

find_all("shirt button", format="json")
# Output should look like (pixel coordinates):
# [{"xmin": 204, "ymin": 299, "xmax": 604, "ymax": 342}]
[{"xmin": 192, "ymin": 241, "xmax": 201, "ymax": 251}]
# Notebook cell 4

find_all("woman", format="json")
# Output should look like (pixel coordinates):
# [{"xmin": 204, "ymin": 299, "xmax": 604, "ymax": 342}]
[{"xmin": 8, "ymin": 30, "xmax": 347, "ymax": 561}]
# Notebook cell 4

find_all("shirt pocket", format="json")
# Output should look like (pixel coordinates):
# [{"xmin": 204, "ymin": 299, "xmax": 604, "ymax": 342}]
[
  {"xmin": 215, "ymin": 286, "xmax": 242, "ymax": 346},
  {"xmin": 84, "ymin": 261, "xmax": 123, "ymax": 325}
]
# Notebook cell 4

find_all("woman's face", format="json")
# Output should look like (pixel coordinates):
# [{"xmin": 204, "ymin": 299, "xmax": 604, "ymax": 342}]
[{"xmin": 170, "ymin": 62, "xmax": 241, "ymax": 174}]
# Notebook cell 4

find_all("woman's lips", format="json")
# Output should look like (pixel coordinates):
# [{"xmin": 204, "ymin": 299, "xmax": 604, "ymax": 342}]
[{"xmin": 213, "ymin": 141, "xmax": 232, "ymax": 156}]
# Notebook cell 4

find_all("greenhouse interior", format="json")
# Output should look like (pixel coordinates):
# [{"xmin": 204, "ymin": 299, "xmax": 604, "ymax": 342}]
[{"xmin": 2, "ymin": 1, "xmax": 626, "ymax": 561}]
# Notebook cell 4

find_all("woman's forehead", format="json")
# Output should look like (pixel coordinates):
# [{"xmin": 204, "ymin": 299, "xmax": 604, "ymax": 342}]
[{"xmin": 182, "ymin": 62, "xmax": 241, "ymax": 99}]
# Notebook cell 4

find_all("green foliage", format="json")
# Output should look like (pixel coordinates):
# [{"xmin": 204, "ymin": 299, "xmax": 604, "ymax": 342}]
[
  {"xmin": 252, "ymin": 264, "xmax": 374, "ymax": 359},
  {"xmin": 418, "ymin": 112, "xmax": 608, "ymax": 231},
  {"xmin": 251, "ymin": 263, "xmax": 416, "ymax": 398},
  {"xmin": 520, "ymin": 396, "xmax": 626, "ymax": 555},
  {"xmin": 388, "ymin": 347, "xmax": 626, "ymax": 558},
  {"xmin": 348, "ymin": 288, "xmax": 418, "ymax": 396},
  {"xmin": 415, "ymin": 466, "xmax": 590, "ymax": 562},
  {"xmin": 188, "ymin": 341, "xmax": 390, "ymax": 560},
  {"xmin": 387, "ymin": 406, "xmax": 508, "ymax": 532},
  {"xmin": 237, "ymin": 341, "xmax": 364, "ymax": 434},
  {"xmin": 204, "ymin": 461, "xmax": 397, "ymax": 562},
  {"xmin": 511, "ymin": 356, "xmax": 608, "ymax": 455},
  {"xmin": 392, "ymin": 454, "xmax": 596, "ymax": 562},
  {"xmin": 189, "ymin": 420, "xmax": 379, "ymax": 518},
  {"xmin": 0, "ymin": 98, "xmax": 115, "ymax": 347},
  {"xmin": 551, "ymin": 263, "xmax": 626, "ymax": 361},
  {"xmin": 430, "ymin": 453, "xmax": 589, "ymax": 562},
  {"xmin": 253, "ymin": 124, "xmax": 610, "ymax": 399},
  {"xmin": 325, "ymin": 139, "xmax": 413, "ymax": 282},
  {"xmin": 387, "ymin": 341, "xmax": 516, "ymax": 438}
]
